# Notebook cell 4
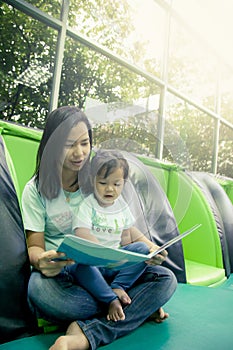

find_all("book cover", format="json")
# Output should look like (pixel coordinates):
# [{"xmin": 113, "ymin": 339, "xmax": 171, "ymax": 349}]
[{"xmin": 57, "ymin": 223, "xmax": 201, "ymax": 269}]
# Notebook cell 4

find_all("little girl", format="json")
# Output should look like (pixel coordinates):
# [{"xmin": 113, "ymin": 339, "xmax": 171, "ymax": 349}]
[{"xmin": 71, "ymin": 149, "xmax": 160, "ymax": 321}]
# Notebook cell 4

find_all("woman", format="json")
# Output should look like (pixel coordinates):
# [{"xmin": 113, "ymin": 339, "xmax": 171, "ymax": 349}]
[{"xmin": 22, "ymin": 106, "xmax": 177, "ymax": 350}]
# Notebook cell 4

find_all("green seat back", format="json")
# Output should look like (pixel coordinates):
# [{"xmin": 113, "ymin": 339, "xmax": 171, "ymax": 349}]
[
  {"xmin": 0, "ymin": 121, "xmax": 41, "ymax": 200},
  {"xmin": 139, "ymin": 156, "xmax": 226, "ymax": 286}
]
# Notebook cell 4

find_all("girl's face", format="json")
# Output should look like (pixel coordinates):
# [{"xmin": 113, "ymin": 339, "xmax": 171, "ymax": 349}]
[
  {"xmin": 94, "ymin": 167, "xmax": 125, "ymax": 207},
  {"xmin": 62, "ymin": 122, "xmax": 91, "ymax": 172}
]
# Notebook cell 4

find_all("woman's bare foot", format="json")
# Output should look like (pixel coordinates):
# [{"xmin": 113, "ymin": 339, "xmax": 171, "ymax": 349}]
[
  {"xmin": 112, "ymin": 288, "xmax": 131, "ymax": 305},
  {"xmin": 107, "ymin": 298, "xmax": 125, "ymax": 322},
  {"xmin": 49, "ymin": 321, "xmax": 89, "ymax": 350},
  {"xmin": 147, "ymin": 307, "xmax": 169, "ymax": 323}
]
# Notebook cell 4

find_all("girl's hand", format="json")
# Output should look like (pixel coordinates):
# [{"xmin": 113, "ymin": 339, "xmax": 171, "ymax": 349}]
[
  {"xmin": 146, "ymin": 248, "xmax": 168, "ymax": 266},
  {"xmin": 37, "ymin": 250, "xmax": 75, "ymax": 277},
  {"xmin": 149, "ymin": 243, "xmax": 160, "ymax": 253}
]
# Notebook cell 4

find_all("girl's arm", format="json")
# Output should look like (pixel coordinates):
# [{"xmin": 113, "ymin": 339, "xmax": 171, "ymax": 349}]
[
  {"xmin": 126, "ymin": 226, "xmax": 168, "ymax": 265},
  {"xmin": 75, "ymin": 227, "xmax": 100, "ymax": 244},
  {"xmin": 121, "ymin": 226, "xmax": 159, "ymax": 252}
]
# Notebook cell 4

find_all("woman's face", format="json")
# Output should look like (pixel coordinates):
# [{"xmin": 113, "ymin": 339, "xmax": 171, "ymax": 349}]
[{"xmin": 62, "ymin": 122, "xmax": 91, "ymax": 172}]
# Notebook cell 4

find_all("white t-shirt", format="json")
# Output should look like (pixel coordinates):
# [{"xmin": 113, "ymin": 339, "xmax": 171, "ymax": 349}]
[
  {"xmin": 72, "ymin": 194, "xmax": 135, "ymax": 249},
  {"xmin": 22, "ymin": 178, "xmax": 83, "ymax": 251}
]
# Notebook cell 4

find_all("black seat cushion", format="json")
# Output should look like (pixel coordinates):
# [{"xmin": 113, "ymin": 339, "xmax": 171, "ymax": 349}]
[{"xmin": 0, "ymin": 136, "xmax": 37, "ymax": 344}]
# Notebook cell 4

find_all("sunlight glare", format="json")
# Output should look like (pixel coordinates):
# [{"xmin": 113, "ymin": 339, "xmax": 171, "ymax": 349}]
[{"xmin": 173, "ymin": 0, "xmax": 233, "ymax": 69}]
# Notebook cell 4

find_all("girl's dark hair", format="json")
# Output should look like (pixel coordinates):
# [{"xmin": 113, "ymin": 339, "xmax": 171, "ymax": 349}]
[
  {"xmin": 91, "ymin": 149, "xmax": 129, "ymax": 181},
  {"xmin": 35, "ymin": 106, "xmax": 92, "ymax": 199}
]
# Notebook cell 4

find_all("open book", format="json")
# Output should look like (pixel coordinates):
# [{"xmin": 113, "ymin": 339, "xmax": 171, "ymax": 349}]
[{"xmin": 57, "ymin": 223, "xmax": 201, "ymax": 269}]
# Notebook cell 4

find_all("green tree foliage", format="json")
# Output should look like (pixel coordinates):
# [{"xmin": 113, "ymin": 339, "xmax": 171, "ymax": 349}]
[
  {"xmin": 0, "ymin": 0, "xmax": 151, "ymax": 127},
  {"xmin": 93, "ymin": 110, "xmax": 159, "ymax": 157},
  {"xmin": 0, "ymin": 1, "xmax": 57, "ymax": 126},
  {"xmin": 164, "ymin": 102, "xmax": 214, "ymax": 172},
  {"xmin": 1, "ymin": 0, "xmax": 232, "ymax": 178}
]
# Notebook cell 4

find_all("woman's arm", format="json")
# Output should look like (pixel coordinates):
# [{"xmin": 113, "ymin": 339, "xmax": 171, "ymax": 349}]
[
  {"xmin": 26, "ymin": 230, "xmax": 45, "ymax": 269},
  {"xmin": 26, "ymin": 230, "xmax": 73, "ymax": 277}
]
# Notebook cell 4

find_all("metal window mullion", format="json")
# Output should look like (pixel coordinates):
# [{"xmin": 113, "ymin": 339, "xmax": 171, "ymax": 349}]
[
  {"xmin": 156, "ymin": 5, "xmax": 171, "ymax": 160},
  {"xmin": 49, "ymin": 0, "xmax": 69, "ymax": 112},
  {"xmin": 5, "ymin": 0, "xmax": 63, "ymax": 30},
  {"xmin": 167, "ymin": 84, "xmax": 233, "ymax": 129},
  {"xmin": 211, "ymin": 63, "xmax": 222, "ymax": 174},
  {"xmin": 5, "ymin": 0, "xmax": 233, "ymax": 135},
  {"xmin": 67, "ymin": 28, "xmax": 164, "ymax": 88}
]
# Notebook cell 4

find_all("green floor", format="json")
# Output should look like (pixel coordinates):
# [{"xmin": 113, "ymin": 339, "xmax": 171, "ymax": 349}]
[{"xmin": 1, "ymin": 277, "xmax": 233, "ymax": 350}]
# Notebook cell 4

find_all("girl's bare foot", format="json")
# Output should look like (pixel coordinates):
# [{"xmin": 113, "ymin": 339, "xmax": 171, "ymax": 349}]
[
  {"xmin": 107, "ymin": 298, "xmax": 125, "ymax": 322},
  {"xmin": 49, "ymin": 321, "xmax": 89, "ymax": 350},
  {"xmin": 112, "ymin": 288, "xmax": 131, "ymax": 305},
  {"xmin": 148, "ymin": 307, "xmax": 169, "ymax": 323}
]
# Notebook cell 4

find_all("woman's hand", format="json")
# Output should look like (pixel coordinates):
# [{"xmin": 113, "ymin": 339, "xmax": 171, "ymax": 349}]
[
  {"xmin": 36, "ymin": 250, "xmax": 75, "ymax": 277},
  {"xmin": 26, "ymin": 230, "xmax": 75, "ymax": 277},
  {"xmin": 146, "ymin": 248, "xmax": 168, "ymax": 266}
]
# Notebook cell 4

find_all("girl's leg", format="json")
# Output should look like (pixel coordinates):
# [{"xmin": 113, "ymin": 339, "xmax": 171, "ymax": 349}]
[
  {"xmin": 69, "ymin": 264, "xmax": 126, "ymax": 322},
  {"xmin": 69, "ymin": 264, "xmax": 117, "ymax": 304},
  {"xmin": 110, "ymin": 242, "xmax": 149, "ymax": 291}
]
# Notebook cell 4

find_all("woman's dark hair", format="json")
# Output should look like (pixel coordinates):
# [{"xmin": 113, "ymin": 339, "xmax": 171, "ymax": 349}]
[
  {"xmin": 35, "ymin": 106, "xmax": 92, "ymax": 199},
  {"xmin": 91, "ymin": 149, "xmax": 129, "ymax": 181}
]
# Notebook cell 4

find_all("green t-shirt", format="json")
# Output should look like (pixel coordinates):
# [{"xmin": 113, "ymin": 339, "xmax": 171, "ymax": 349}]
[
  {"xmin": 22, "ymin": 178, "xmax": 83, "ymax": 251},
  {"xmin": 72, "ymin": 193, "xmax": 135, "ymax": 249}
]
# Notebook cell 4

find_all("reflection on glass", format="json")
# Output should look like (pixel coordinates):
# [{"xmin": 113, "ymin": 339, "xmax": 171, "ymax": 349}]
[
  {"xmin": 218, "ymin": 124, "xmax": 233, "ymax": 178},
  {"xmin": 164, "ymin": 94, "xmax": 214, "ymax": 172},
  {"xmin": 168, "ymin": 18, "xmax": 218, "ymax": 111},
  {"xmin": 92, "ymin": 106, "xmax": 159, "ymax": 158},
  {"xmin": 60, "ymin": 37, "xmax": 160, "ymax": 117},
  {"xmin": 81, "ymin": 88, "xmax": 161, "ymax": 158},
  {"xmin": 220, "ymin": 67, "xmax": 233, "ymax": 123},
  {"xmin": 69, "ymin": 0, "xmax": 165, "ymax": 77}
]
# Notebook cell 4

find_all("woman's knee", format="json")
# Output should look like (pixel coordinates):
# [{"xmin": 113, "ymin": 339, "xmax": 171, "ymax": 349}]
[{"xmin": 28, "ymin": 270, "xmax": 102, "ymax": 321}]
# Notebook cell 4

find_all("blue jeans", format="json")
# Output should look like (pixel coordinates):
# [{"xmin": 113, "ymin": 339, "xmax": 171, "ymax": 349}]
[
  {"xmin": 68, "ymin": 242, "xmax": 150, "ymax": 304},
  {"xmin": 28, "ymin": 265, "xmax": 177, "ymax": 349}
]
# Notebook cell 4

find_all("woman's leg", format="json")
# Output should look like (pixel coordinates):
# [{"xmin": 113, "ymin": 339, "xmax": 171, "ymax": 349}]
[
  {"xmin": 28, "ymin": 267, "xmax": 125, "ymax": 324},
  {"xmin": 28, "ymin": 270, "xmax": 103, "ymax": 323},
  {"xmin": 50, "ymin": 265, "xmax": 177, "ymax": 350}
]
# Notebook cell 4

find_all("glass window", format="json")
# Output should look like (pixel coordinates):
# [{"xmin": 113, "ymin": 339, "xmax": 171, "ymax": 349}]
[
  {"xmin": 1, "ymin": 0, "xmax": 233, "ymax": 178},
  {"xmin": 0, "ymin": 3, "xmax": 57, "ymax": 128},
  {"xmin": 168, "ymin": 17, "xmax": 218, "ymax": 111},
  {"xmin": 91, "ymin": 96, "xmax": 160, "ymax": 157},
  {"xmin": 57, "ymin": 39, "xmax": 162, "ymax": 157},
  {"xmin": 60, "ymin": 38, "xmax": 147, "ymax": 106},
  {"xmin": 218, "ymin": 124, "xmax": 233, "ymax": 178},
  {"xmin": 25, "ymin": 0, "xmax": 62, "ymax": 18},
  {"xmin": 164, "ymin": 93, "xmax": 214, "ymax": 172},
  {"xmin": 60, "ymin": 36, "xmax": 160, "ymax": 108},
  {"xmin": 220, "ymin": 66, "xmax": 233, "ymax": 124},
  {"xmin": 69, "ymin": 0, "xmax": 166, "ymax": 78}
]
